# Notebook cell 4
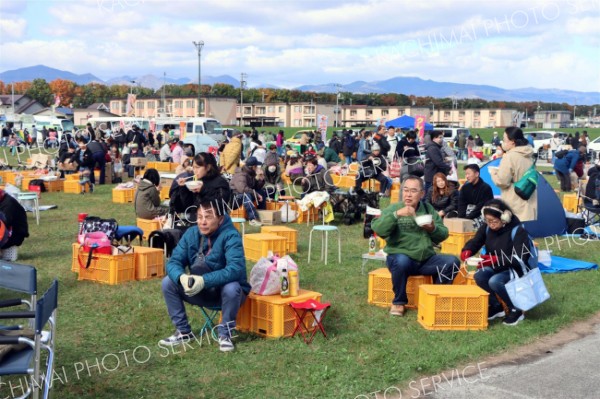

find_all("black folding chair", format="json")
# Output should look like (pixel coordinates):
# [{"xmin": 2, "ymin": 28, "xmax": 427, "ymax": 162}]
[
  {"xmin": 0, "ymin": 279, "xmax": 58, "ymax": 399},
  {"xmin": 0, "ymin": 261, "xmax": 37, "ymax": 330}
]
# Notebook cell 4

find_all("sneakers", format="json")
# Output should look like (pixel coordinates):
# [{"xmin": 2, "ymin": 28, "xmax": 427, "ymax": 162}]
[
  {"xmin": 487, "ymin": 306, "xmax": 505, "ymax": 321},
  {"xmin": 89, "ymin": 183, "xmax": 95, "ymax": 193},
  {"xmin": 249, "ymin": 219, "xmax": 262, "ymax": 227},
  {"xmin": 389, "ymin": 304, "xmax": 405, "ymax": 316},
  {"xmin": 503, "ymin": 309, "xmax": 525, "ymax": 326},
  {"xmin": 158, "ymin": 330, "xmax": 195, "ymax": 346},
  {"xmin": 218, "ymin": 335, "xmax": 235, "ymax": 352}
]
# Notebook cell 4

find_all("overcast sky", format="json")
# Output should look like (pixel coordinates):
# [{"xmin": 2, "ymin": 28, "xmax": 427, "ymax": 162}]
[{"xmin": 1, "ymin": 0, "xmax": 599, "ymax": 92}]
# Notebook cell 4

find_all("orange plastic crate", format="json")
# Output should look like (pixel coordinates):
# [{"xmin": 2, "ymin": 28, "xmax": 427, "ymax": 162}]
[
  {"xmin": 43, "ymin": 179, "xmax": 63, "ymax": 192},
  {"xmin": 265, "ymin": 201, "xmax": 284, "ymax": 211},
  {"xmin": 249, "ymin": 290, "xmax": 322, "ymax": 338},
  {"xmin": 228, "ymin": 207, "xmax": 247, "ymax": 219},
  {"xmin": 417, "ymin": 285, "xmax": 488, "ymax": 331},
  {"xmin": 77, "ymin": 248, "xmax": 135, "ymax": 285},
  {"xmin": 361, "ymin": 179, "xmax": 381, "ymax": 191},
  {"xmin": 63, "ymin": 179, "xmax": 90, "ymax": 194},
  {"xmin": 159, "ymin": 185, "xmax": 170, "ymax": 200},
  {"xmin": 390, "ymin": 188, "xmax": 400, "ymax": 204},
  {"xmin": 440, "ymin": 232, "xmax": 476, "ymax": 257},
  {"xmin": 243, "ymin": 233, "xmax": 287, "ymax": 261},
  {"xmin": 260, "ymin": 226, "xmax": 298, "ymax": 253},
  {"xmin": 333, "ymin": 174, "xmax": 356, "ymax": 188},
  {"xmin": 289, "ymin": 202, "xmax": 319, "ymax": 224},
  {"xmin": 112, "ymin": 188, "xmax": 135, "ymax": 203},
  {"xmin": 156, "ymin": 162, "xmax": 174, "ymax": 172},
  {"xmin": 131, "ymin": 246, "xmax": 165, "ymax": 280},
  {"xmin": 367, "ymin": 268, "xmax": 433, "ymax": 309},
  {"xmin": 136, "ymin": 218, "xmax": 162, "ymax": 240},
  {"xmin": 453, "ymin": 265, "xmax": 477, "ymax": 286}
]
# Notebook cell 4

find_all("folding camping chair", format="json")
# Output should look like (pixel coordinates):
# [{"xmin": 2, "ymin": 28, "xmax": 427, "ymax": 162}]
[
  {"xmin": 0, "ymin": 261, "xmax": 37, "ymax": 331},
  {"xmin": 197, "ymin": 306, "xmax": 221, "ymax": 341},
  {"xmin": 577, "ymin": 180, "xmax": 600, "ymax": 226},
  {"xmin": 0, "ymin": 279, "xmax": 58, "ymax": 399}
]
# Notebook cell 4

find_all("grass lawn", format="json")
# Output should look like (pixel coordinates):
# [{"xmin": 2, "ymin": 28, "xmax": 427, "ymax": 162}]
[{"xmin": 1, "ymin": 157, "xmax": 599, "ymax": 398}]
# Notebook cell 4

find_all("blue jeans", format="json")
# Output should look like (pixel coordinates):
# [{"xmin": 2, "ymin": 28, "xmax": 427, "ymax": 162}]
[
  {"xmin": 474, "ymin": 267, "xmax": 514, "ymax": 310},
  {"xmin": 386, "ymin": 253, "xmax": 459, "ymax": 305},
  {"xmin": 234, "ymin": 190, "xmax": 266, "ymax": 221},
  {"xmin": 161, "ymin": 273, "xmax": 247, "ymax": 338}
]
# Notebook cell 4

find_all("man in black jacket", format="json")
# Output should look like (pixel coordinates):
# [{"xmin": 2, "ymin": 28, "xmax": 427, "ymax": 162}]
[
  {"xmin": 373, "ymin": 126, "xmax": 391, "ymax": 158},
  {"xmin": 328, "ymin": 133, "xmax": 342, "ymax": 155},
  {"xmin": 458, "ymin": 164, "xmax": 494, "ymax": 227},
  {"xmin": 424, "ymin": 131, "xmax": 450, "ymax": 193}
]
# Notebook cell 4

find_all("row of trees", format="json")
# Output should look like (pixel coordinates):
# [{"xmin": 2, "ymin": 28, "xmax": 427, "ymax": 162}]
[{"xmin": 0, "ymin": 79, "xmax": 595, "ymax": 117}]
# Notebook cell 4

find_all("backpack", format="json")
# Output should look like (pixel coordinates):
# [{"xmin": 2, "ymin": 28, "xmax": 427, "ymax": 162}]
[{"xmin": 554, "ymin": 150, "xmax": 568, "ymax": 159}]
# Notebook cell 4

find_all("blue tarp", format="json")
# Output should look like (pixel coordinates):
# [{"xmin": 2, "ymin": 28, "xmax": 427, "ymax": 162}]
[
  {"xmin": 385, "ymin": 115, "xmax": 434, "ymax": 131},
  {"xmin": 478, "ymin": 158, "xmax": 567, "ymax": 238},
  {"xmin": 539, "ymin": 256, "xmax": 598, "ymax": 274}
]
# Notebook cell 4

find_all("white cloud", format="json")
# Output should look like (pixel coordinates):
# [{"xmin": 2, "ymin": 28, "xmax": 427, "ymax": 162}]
[{"xmin": 0, "ymin": 18, "xmax": 27, "ymax": 39}]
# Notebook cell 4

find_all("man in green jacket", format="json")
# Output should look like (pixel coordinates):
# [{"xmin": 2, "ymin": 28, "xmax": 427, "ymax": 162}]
[{"xmin": 372, "ymin": 176, "xmax": 459, "ymax": 316}]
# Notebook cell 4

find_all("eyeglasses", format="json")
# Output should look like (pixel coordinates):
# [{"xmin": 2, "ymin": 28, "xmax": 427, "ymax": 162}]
[
  {"xmin": 485, "ymin": 218, "xmax": 502, "ymax": 226},
  {"xmin": 403, "ymin": 189, "xmax": 422, "ymax": 194}
]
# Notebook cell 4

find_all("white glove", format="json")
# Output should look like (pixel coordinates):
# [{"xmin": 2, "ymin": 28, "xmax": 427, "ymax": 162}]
[
  {"xmin": 185, "ymin": 275, "xmax": 205, "ymax": 296},
  {"xmin": 593, "ymin": 199, "xmax": 599, "ymax": 206},
  {"xmin": 179, "ymin": 274, "xmax": 191, "ymax": 289}
]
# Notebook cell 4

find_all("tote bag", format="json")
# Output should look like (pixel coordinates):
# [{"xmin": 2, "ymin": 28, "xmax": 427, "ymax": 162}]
[{"xmin": 505, "ymin": 256, "xmax": 550, "ymax": 311}]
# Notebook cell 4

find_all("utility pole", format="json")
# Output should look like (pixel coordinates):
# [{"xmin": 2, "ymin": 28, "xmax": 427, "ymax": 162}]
[
  {"xmin": 240, "ymin": 73, "xmax": 247, "ymax": 127},
  {"xmin": 333, "ymin": 83, "xmax": 342, "ymax": 128},
  {"xmin": 193, "ymin": 40, "xmax": 204, "ymax": 117}
]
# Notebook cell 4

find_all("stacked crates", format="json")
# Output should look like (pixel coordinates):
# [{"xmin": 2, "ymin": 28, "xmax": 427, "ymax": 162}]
[
  {"xmin": 260, "ymin": 226, "xmax": 298, "ymax": 253},
  {"xmin": 440, "ymin": 232, "xmax": 476, "ymax": 257},
  {"xmin": 367, "ymin": 268, "xmax": 432, "ymax": 309},
  {"xmin": 136, "ymin": 218, "xmax": 162, "ymax": 240},
  {"xmin": 243, "ymin": 233, "xmax": 287, "ymax": 261}
]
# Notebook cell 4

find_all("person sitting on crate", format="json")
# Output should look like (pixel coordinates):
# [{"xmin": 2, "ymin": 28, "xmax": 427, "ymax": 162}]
[
  {"xmin": 135, "ymin": 168, "xmax": 169, "ymax": 220},
  {"xmin": 122, "ymin": 143, "xmax": 146, "ymax": 178},
  {"xmin": 371, "ymin": 176, "xmax": 459, "ymax": 317},
  {"xmin": 0, "ymin": 189, "xmax": 29, "ymax": 261},
  {"xmin": 230, "ymin": 156, "xmax": 267, "ymax": 227},
  {"xmin": 160, "ymin": 199, "xmax": 251, "ymax": 352},
  {"xmin": 457, "ymin": 164, "xmax": 494, "ymax": 228},
  {"xmin": 459, "ymin": 199, "xmax": 535, "ymax": 326},
  {"xmin": 71, "ymin": 137, "xmax": 96, "ymax": 193},
  {"xmin": 425, "ymin": 172, "xmax": 459, "ymax": 219},
  {"xmin": 169, "ymin": 152, "xmax": 231, "ymax": 220},
  {"xmin": 353, "ymin": 143, "xmax": 391, "ymax": 197}
]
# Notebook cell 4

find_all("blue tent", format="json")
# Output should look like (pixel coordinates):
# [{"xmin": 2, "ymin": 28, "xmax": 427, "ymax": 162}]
[
  {"xmin": 478, "ymin": 158, "xmax": 567, "ymax": 238},
  {"xmin": 385, "ymin": 115, "xmax": 434, "ymax": 131}
]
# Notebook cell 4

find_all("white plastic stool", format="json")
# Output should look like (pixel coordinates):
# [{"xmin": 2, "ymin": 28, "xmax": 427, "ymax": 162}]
[
  {"xmin": 231, "ymin": 217, "xmax": 247, "ymax": 236},
  {"xmin": 308, "ymin": 225, "xmax": 341, "ymax": 265},
  {"xmin": 16, "ymin": 192, "xmax": 40, "ymax": 225}
]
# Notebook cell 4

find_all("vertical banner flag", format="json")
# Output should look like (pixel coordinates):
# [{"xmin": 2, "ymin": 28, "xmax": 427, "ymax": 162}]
[
  {"xmin": 415, "ymin": 115, "xmax": 425, "ymax": 143},
  {"xmin": 126, "ymin": 94, "xmax": 137, "ymax": 116},
  {"xmin": 54, "ymin": 94, "xmax": 61, "ymax": 107},
  {"xmin": 179, "ymin": 121, "xmax": 186, "ymax": 140},
  {"xmin": 318, "ymin": 114, "xmax": 328, "ymax": 142}
]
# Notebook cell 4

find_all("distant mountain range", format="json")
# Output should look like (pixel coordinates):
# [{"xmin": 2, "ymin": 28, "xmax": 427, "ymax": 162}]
[{"xmin": 1, "ymin": 65, "xmax": 598, "ymax": 105}]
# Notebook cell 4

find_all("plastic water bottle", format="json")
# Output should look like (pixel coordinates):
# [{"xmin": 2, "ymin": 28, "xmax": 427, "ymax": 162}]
[
  {"xmin": 278, "ymin": 259, "xmax": 290, "ymax": 297},
  {"xmin": 288, "ymin": 270, "xmax": 299, "ymax": 297},
  {"xmin": 368, "ymin": 235, "xmax": 376, "ymax": 255}
]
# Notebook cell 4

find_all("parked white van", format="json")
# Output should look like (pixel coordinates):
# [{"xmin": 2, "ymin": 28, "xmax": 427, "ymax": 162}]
[
  {"xmin": 437, "ymin": 127, "xmax": 471, "ymax": 143},
  {"xmin": 20, "ymin": 115, "xmax": 75, "ymax": 144}
]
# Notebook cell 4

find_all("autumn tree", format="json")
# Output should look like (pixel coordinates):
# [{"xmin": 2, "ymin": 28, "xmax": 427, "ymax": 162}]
[{"xmin": 49, "ymin": 79, "xmax": 77, "ymax": 107}]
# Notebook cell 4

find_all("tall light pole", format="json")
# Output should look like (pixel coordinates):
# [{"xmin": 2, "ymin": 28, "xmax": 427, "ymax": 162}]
[
  {"xmin": 130, "ymin": 80, "xmax": 136, "ymax": 94},
  {"xmin": 333, "ymin": 83, "xmax": 341, "ymax": 128},
  {"xmin": 193, "ymin": 40, "xmax": 204, "ymax": 117},
  {"xmin": 240, "ymin": 73, "xmax": 247, "ymax": 127}
]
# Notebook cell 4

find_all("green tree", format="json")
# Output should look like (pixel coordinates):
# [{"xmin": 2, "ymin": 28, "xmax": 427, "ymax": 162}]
[{"xmin": 26, "ymin": 78, "xmax": 53, "ymax": 106}]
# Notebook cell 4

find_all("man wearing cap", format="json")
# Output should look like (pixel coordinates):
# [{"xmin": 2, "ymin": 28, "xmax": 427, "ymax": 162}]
[
  {"xmin": 230, "ymin": 156, "xmax": 266, "ymax": 226},
  {"xmin": 355, "ymin": 142, "xmax": 391, "ymax": 197},
  {"xmin": 458, "ymin": 164, "xmax": 494, "ymax": 227}
]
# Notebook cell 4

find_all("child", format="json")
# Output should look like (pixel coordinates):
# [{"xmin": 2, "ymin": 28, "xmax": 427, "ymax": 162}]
[{"xmin": 79, "ymin": 168, "xmax": 91, "ymax": 194}]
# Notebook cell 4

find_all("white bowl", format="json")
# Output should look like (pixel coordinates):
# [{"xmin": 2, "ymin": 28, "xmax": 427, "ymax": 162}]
[
  {"xmin": 42, "ymin": 176, "xmax": 58, "ymax": 181},
  {"xmin": 466, "ymin": 257, "xmax": 483, "ymax": 267},
  {"xmin": 185, "ymin": 181, "xmax": 203, "ymax": 190},
  {"xmin": 414, "ymin": 214, "xmax": 433, "ymax": 226}
]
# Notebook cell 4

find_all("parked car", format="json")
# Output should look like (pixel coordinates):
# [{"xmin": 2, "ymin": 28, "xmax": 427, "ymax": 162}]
[
  {"xmin": 588, "ymin": 135, "xmax": 600, "ymax": 153},
  {"xmin": 285, "ymin": 130, "xmax": 314, "ymax": 145},
  {"xmin": 527, "ymin": 131, "xmax": 566, "ymax": 157}
]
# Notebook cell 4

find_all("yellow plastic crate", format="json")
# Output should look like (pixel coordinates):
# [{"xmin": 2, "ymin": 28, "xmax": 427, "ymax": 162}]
[
  {"xmin": 65, "ymin": 173, "xmax": 79, "ymax": 181},
  {"xmin": 71, "ymin": 243, "xmax": 81, "ymax": 273},
  {"xmin": 562, "ymin": 193, "xmax": 581, "ymax": 213},
  {"xmin": 265, "ymin": 201, "xmax": 284, "ymax": 211},
  {"xmin": 229, "ymin": 207, "xmax": 247, "ymax": 219},
  {"xmin": 136, "ymin": 218, "xmax": 162, "ymax": 240},
  {"xmin": 112, "ymin": 188, "xmax": 135, "ymax": 203},
  {"xmin": 440, "ymin": 231, "xmax": 476, "ymax": 257},
  {"xmin": 367, "ymin": 268, "xmax": 433, "ymax": 309},
  {"xmin": 362, "ymin": 179, "xmax": 381, "ymax": 192},
  {"xmin": 260, "ymin": 226, "xmax": 298, "ymax": 253},
  {"xmin": 243, "ymin": 233, "xmax": 287, "ymax": 262},
  {"xmin": 348, "ymin": 162, "xmax": 360, "ymax": 174},
  {"xmin": 132, "ymin": 246, "xmax": 165, "ymax": 280},
  {"xmin": 43, "ymin": 179, "xmax": 63, "ymax": 192},
  {"xmin": 217, "ymin": 297, "xmax": 252, "ymax": 333},
  {"xmin": 453, "ymin": 265, "xmax": 477, "ymax": 286},
  {"xmin": 63, "ymin": 179, "xmax": 90, "ymax": 194},
  {"xmin": 249, "ymin": 290, "xmax": 322, "ymax": 338},
  {"xmin": 4, "ymin": 172, "xmax": 18, "ymax": 185},
  {"xmin": 155, "ymin": 162, "xmax": 174, "ymax": 172},
  {"xmin": 289, "ymin": 202, "xmax": 320, "ymax": 224},
  {"xmin": 332, "ymin": 174, "xmax": 356, "ymax": 188},
  {"xmin": 390, "ymin": 188, "xmax": 400, "ymax": 204},
  {"xmin": 159, "ymin": 185, "xmax": 170, "ymax": 200},
  {"xmin": 417, "ymin": 285, "xmax": 488, "ymax": 331},
  {"xmin": 77, "ymin": 248, "xmax": 135, "ymax": 285}
]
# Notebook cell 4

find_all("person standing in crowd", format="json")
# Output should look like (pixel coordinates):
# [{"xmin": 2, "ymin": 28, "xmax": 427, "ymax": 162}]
[
  {"xmin": 550, "ymin": 133, "xmax": 562, "ymax": 161},
  {"xmin": 342, "ymin": 130, "xmax": 356, "ymax": 165},
  {"xmin": 553, "ymin": 146, "xmax": 586, "ymax": 192},
  {"xmin": 357, "ymin": 131, "xmax": 372, "ymax": 163},
  {"xmin": 86, "ymin": 137, "xmax": 108, "ymax": 185},
  {"xmin": 372, "ymin": 126, "xmax": 391, "ymax": 158},
  {"xmin": 489, "ymin": 127, "xmax": 537, "ymax": 222},
  {"xmin": 328, "ymin": 132, "xmax": 342, "ymax": 156},
  {"xmin": 571, "ymin": 132, "xmax": 580, "ymax": 151},
  {"xmin": 171, "ymin": 140, "xmax": 185, "ymax": 165},
  {"xmin": 491, "ymin": 132, "xmax": 501, "ymax": 147},
  {"xmin": 386, "ymin": 125, "xmax": 399, "ymax": 163},
  {"xmin": 424, "ymin": 131, "xmax": 451, "ymax": 194},
  {"xmin": 466, "ymin": 135, "xmax": 475, "ymax": 159},
  {"xmin": 456, "ymin": 130, "xmax": 467, "ymax": 160},
  {"xmin": 475, "ymin": 134, "xmax": 484, "ymax": 146},
  {"xmin": 160, "ymin": 138, "xmax": 174, "ymax": 162},
  {"xmin": 276, "ymin": 130, "xmax": 285, "ymax": 157},
  {"xmin": 220, "ymin": 132, "xmax": 243, "ymax": 175}
]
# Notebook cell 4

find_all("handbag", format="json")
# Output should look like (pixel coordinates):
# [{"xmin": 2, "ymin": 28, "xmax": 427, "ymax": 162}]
[
  {"xmin": 79, "ymin": 216, "xmax": 119, "ymax": 242},
  {"xmin": 404, "ymin": 157, "xmax": 424, "ymax": 177},
  {"xmin": 514, "ymin": 164, "xmax": 539, "ymax": 200},
  {"xmin": 505, "ymin": 256, "xmax": 550, "ymax": 311},
  {"xmin": 78, "ymin": 232, "xmax": 113, "ymax": 269},
  {"xmin": 389, "ymin": 155, "xmax": 401, "ymax": 178}
]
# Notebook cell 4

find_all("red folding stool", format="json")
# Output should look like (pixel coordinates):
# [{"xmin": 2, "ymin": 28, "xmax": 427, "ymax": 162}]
[{"xmin": 290, "ymin": 299, "xmax": 331, "ymax": 344}]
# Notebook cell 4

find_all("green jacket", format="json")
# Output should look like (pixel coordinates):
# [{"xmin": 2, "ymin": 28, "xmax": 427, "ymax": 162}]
[
  {"xmin": 324, "ymin": 146, "xmax": 341, "ymax": 163},
  {"xmin": 371, "ymin": 201, "xmax": 448, "ymax": 262}
]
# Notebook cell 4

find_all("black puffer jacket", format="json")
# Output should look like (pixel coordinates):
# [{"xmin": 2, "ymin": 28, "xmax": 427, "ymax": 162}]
[
  {"xmin": 424, "ymin": 142, "xmax": 450, "ymax": 183},
  {"xmin": 0, "ymin": 190, "xmax": 29, "ymax": 249}
]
